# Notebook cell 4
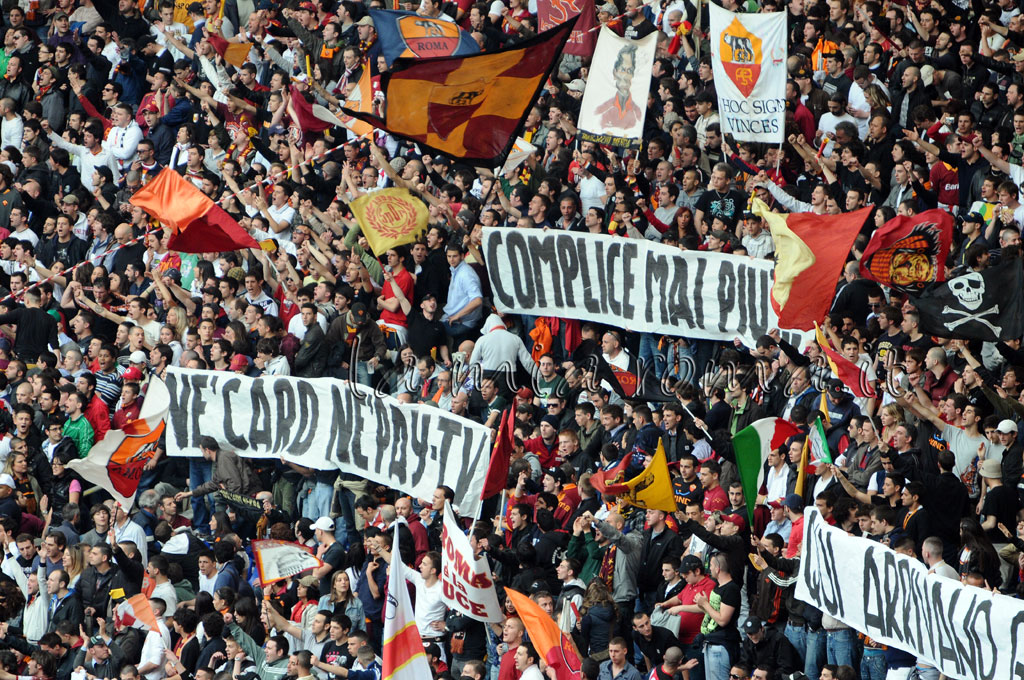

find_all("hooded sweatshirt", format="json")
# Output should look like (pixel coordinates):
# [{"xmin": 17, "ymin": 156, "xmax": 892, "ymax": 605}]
[{"xmin": 469, "ymin": 314, "xmax": 538, "ymax": 375}]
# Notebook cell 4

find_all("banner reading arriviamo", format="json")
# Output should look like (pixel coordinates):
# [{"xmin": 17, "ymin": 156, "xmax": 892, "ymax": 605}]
[
  {"xmin": 708, "ymin": 3, "xmax": 787, "ymax": 143},
  {"xmin": 796, "ymin": 508, "xmax": 1024, "ymax": 680}
]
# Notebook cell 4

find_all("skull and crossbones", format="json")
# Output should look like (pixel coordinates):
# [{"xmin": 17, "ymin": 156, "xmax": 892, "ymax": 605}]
[{"xmin": 943, "ymin": 272, "xmax": 1002, "ymax": 335}]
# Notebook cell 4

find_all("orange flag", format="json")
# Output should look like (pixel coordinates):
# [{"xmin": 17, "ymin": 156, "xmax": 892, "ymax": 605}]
[
  {"xmin": 207, "ymin": 31, "xmax": 252, "ymax": 68},
  {"xmin": 506, "ymin": 589, "xmax": 581, "ymax": 680}
]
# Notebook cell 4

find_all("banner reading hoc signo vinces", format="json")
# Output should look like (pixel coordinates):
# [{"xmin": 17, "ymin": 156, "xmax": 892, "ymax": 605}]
[
  {"xmin": 709, "ymin": 3, "xmax": 786, "ymax": 143},
  {"xmin": 162, "ymin": 367, "xmax": 491, "ymax": 519},
  {"xmin": 796, "ymin": 507, "xmax": 1024, "ymax": 680},
  {"xmin": 482, "ymin": 228, "xmax": 801, "ymax": 348}
]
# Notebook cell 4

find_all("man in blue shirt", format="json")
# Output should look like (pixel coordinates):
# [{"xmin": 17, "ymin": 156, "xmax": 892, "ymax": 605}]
[{"xmin": 441, "ymin": 244, "xmax": 483, "ymax": 344}]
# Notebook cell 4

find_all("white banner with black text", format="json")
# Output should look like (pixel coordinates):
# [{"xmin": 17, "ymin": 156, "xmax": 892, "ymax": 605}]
[
  {"xmin": 482, "ymin": 228, "xmax": 799, "ymax": 347},
  {"xmin": 162, "ymin": 367, "xmax": 491, "ymax": 519},
  {"xmin": 796, "ymin": 507, "xmax": 1024, "ymax": 680}
]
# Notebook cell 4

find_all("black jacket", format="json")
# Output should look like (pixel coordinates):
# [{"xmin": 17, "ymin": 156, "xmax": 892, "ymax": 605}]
[
  {"xmin": 78, "ymin": 564, "xmax": 118, "ymax": 616},
  {"xmin": 738, "ymin": 625, "xmax": 800, "ymax": 679},
  {"xmin": 47, "ymin": 590, "xmax": 84, "ymax": 632},
  {"xmin": 637, "ymin": 526, "xmax": 684, "ymax": 595}
]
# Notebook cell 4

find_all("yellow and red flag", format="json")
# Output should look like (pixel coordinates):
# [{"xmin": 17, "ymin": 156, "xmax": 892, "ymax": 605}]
[
  {"xmin": 506, "ymin": 588, "xmax": 582, "ymax": 680},
  {"xmin": 207, "ymin": 31, "xmax": 252, "ymax": 68},
  {"xmin": 349, "ymin": 188, "xmax": 429, "ymax": 256},
  {"xmin": 383, "ymin": 527, "xmax": 432, "ymax": 680},
  {"xmin": 751, "ymin": 198, "xmax": 871, "ymax": 331},
  {"xmin": 130, "ymin": 168, "xmax": 259, "ymax": 253},
  {"xmin": 342, "ymin": 20, "xmax": 577, "ymax": 164},
  {"xmin": 67, "ymin": 377, "xmax": 169, "ymax": 508},
  {"xmin": 815, "ymin": 323, "xmax": 877, "ymax": 399},
  {"xmin": 115, "ymin": 593, "xmax": 161, "ymax": 632}
]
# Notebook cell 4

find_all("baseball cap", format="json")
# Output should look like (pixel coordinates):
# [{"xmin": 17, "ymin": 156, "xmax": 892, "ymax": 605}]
[
  {"xmin": 784, "ymin": 493, "xmax": 804, "ymax": 511},
  {"xmin": 998, "ymin": 419, "xmax": 1019, "ymax": 434},
  {"xmin": 230, "ymin": 354, "xmax": 251, "ymax": 371},
  {"xmin": 722, "ymin": 513, "xmax": 747, "ymax": 531},
  {"xmin": 680, "ymin": 555, "xmax": 703, "ymax": 573},
  {"xmin": 299, "ymin": 574, "xmax": 319, "ymax": 587},
  {"xmin": 298, "ymin": 1, "xmax": 317, "ymax": 10},
  {"xmin": 129, "ymin": 350, "xmax": 148, "ymax": 364},
  {"xmin": 349, "ymin": 302, "xmax": 369, "ymax": 326},
  {"xmin": 143, "ymin": 102, "xmax": 159, "ymax": 113},
  {"xmin": 567, "ymin": 79, "xmax": 586, "ymax": 93},
  {"xmin": 0, "ymin": 474, "xmax": 15, "ymax": 489},
  {"xmin": 827, "ymin": 379, "xmax": 847, "ymax": 398},
  {"xmin": 62, "ymin": 194, "xmax": 79, "ymax": 205},
  {"xmin": 89, "ymin": 636, "xmax": 108, "ymax": 648},
  {"xmin": 963, "ymin": 211, "xmax": 986, "ymax": 224},
  {"xmin": 597, "ymin": 2, "xmax": 616, "ymax": 13},
  {"xmin": 0, "ymin": 338, "xmax": 10, "ymax": 352},
  {"xmin": 979, "ymin": 459, "xmax": 1002, "ymax": 479},
  {"xmin": 743, "ymin": 617, "xmax": 763, "ymax": 634},
  {"xmin": 355, "ymin": 15, "xmax": 374, "ymax": 26},
  {"xmin": 311, "ymin": 517, "xmax": 335, "ymax": 532},
  {"xmin": 268, "ymin": 124, "xmax": 287, "ymax": 136},
  {"xmin": 123, "ymin": 367, "xmax": 144, "ymax": 381},
  {"xmin": 793, "ymin": 67, "xmax": 811, "ymax": 79},
  {"xmin": 767, "ymin": 499, "xmax": 783, "ymax": 510}
]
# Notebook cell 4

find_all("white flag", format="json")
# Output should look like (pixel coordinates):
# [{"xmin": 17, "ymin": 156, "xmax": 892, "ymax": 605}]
[
  {"xmin": 441, "ymin": 501, "xmax": 503, "ymax": 622},
  {"xmin": 709, "ymin": 3, "xmax": 787, "ymax": 143},
  {"xmin": 382, "ymin": 527, "xmax": 432, "ymax": 680}
]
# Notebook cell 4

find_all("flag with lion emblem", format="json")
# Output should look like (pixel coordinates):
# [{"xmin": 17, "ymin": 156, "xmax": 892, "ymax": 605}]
[
  {"xmin": 68, "ymin": 377, "xmax": 168, "ymax": 508},
  {"xmin": 709, "ymin": 3, "xmax": 786, "ymax": 143},
  {"xmin": 859, "ymin": 209, "xmax": 953, "ymax": 293}
]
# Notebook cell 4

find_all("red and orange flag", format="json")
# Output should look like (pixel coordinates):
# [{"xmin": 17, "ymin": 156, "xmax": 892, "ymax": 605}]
[{"xmin": 342, "ymin": 20, "xmax": 577, "ymax": 164}]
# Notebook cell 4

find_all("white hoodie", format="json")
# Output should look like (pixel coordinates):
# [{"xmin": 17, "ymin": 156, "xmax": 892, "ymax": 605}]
[{"xmin": 468, "ymin": 314, "xmax": 537, "ymax": 376}]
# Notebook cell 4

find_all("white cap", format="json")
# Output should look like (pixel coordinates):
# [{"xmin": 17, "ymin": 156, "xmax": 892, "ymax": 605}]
[
  {"xmin": 311, "ymin": 517, "xmax": 335, "ymax": 532},
  {"xmin": 488, "ymin": 0, "xmax": 504, "ymax": 16},
  {"xmin": 0, "ymin": 474, "xmax": 15, "ymax": 489},
  {"xmin": 997, "ymin": 419, "xmax": 1018, "ymax": 434},
  {"xmin": 129, "ymin": 350, "xmax": 148, "ymax": 364}
]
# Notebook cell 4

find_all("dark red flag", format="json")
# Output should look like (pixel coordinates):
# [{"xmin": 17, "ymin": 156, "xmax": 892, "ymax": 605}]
[
  {"xmin": 859, "ymin": 209, "xmax": 953, "ymax": 293},
  {"xmin": 481, "ymin": 406, "xmax": 515, "ymax": 499}
]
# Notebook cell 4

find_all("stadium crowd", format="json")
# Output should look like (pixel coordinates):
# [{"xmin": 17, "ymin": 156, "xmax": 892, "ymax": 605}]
[{"xmin": 0, "ymin": 1, "xmax": 1020, "ymax": 680}]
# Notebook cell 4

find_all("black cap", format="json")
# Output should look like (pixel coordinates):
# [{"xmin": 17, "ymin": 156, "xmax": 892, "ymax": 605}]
[
  {"xmin": 680, "ymin": 555, "xmax": 703, "ymax": 573},
  {"xmin": 350, "ymin": 302, "xmax": 369, "ymax": 326},
  {"xmin": 743, "ymin": 617, "xmax": 763, "ymax": 634}
]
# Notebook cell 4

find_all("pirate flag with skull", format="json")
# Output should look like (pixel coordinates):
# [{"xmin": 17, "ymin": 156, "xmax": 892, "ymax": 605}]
[{"xmin": 911, "ymin": 258, "xmax": 1024, "ymax": 341}]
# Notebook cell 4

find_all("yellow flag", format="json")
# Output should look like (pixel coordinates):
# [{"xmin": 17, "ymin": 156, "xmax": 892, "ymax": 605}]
[
  {"xmin": 750, "ymin": 197, "xmax": 816, "ymax": 310},
  {"xmin": 794, "ymin": 435, "xmax": 810, "ymax": 497},
  {"xmin": 622, "ymin": 440, "xmax": 677, "ymax": 513},
  {"xmin": 349, "ymin": 188, "xmax": 429, "ymax": 257}
]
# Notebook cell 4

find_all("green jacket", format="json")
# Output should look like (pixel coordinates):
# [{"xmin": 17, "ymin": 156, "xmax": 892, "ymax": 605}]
[
  {"xmin": 63, "ymin": 415, "xmax": 94, "ymax": 457},
  {"xmin": 566, "ymin": 530, "xmax": 606, "ymax": 583}
]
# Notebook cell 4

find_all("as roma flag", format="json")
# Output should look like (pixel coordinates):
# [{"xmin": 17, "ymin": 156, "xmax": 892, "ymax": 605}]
[
  {"xmin": 370, "ymin": 9, "xmax": 480, "ymax": 66},
  {"xmin": 131, "ymin": 168, "xmax": 259, "ymax": 253},
  {"xmin": 859, "ymin": 209, "xmax": 953, "ymax": 293},
  {"xmin": 537, "ymin": 0, "xmax": 598, "ymax": 56},
  {"xmin": 350, "ymin": 188, "xmax": 429, "ymax": 256},
  {"xmin": 342, "ymin": 19, "xmax": 578, "ymax": 165},
  {"xmin": 590, "ymin": 452, "xmax": 633, "ymax": 496},
  {"xmin": 751, "ymin": 198, "xmax": 871, "ymax": 331},
  {"xmin": 481, "ymin": 405, "xmax": 515, "ymax": 500},
  {"xmin": 67, "ymin": 377, "xmax": 169, "ymax": 508}
]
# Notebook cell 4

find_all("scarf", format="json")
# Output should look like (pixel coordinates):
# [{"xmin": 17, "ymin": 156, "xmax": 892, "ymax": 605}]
[{"xmin": 598, "ymin": 543, "xmax": 616, "ymax": 589}]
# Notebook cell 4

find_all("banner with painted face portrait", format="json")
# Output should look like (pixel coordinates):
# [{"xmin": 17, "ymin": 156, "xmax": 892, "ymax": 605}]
[
  {"xmin": 576, "ymin": 27, "xmax": 657, "ymax": 148},
  {"xmin": 709, "ymin": 3, "xmax": 787, "ymax": 143}
]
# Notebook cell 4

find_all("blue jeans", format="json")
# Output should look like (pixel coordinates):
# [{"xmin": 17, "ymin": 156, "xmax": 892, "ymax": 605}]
[
  {"xmin": 189, "ymin": 458, "xmax": 213, "ymax": 533},
  {"xmin": 909, "ymin": 666, "xmax": 940, "ymax": 680},
  {"xmin": 861, "ymin": 649, "xmax": 887, "ymax": 680},
  {"xmin": 638, "ymin": 333, "xmax": 667, "ymax": 380},
  {"xmin": 703, "ymin": 644, "xmax": 732, "ymax": 680},
  {"xmin": 443, "ymin": 318, "xmax": 479, "ymax": 345},
  {"xmin": 827, "ymin": 628, "xmax": 858, "ymax": 667},
  {"xmin": 682, "ymin": 642, "xmax": 704, "ymax": 680},
  {"xmin": 302, "ymin": 481, "xmax": 334, "ymax": 521},
  {"xmin": 784, "ymin": 623, "xmax": 807, "ymax": 668},
  {"xmin": 805, "ymin": 629, "xmax": 827, "ymax": 680},
  {"xmin": 335, "ymin": 485, "xmax": 359, "ymax": 548}
]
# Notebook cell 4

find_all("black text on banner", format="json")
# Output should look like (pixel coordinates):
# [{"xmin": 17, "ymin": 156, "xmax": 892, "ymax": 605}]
[
  {"xmin": 482, "ymin": 228, "xmax": 799, "ymax": 347},
  {"xmin": 796, "ymin": 508, "xmax": 1024, "ymax": 680},
  {"xmin": 163, "ymin": 367, "xmax": 491, "ymax": 519}
]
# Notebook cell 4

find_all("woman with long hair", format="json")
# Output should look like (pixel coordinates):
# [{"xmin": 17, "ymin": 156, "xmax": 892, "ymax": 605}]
[
  {"xmin": 62, "ymin": 544, "xmax": 85, "ymax": 590},
  {"xmin": 959, "ymin": 518, "xmax": 1002, "ymax": 588},
  {"xmin": 879, "ymin": 404, "xmax": 904, "ymax": 448},
  {"xmin": 234, "ymin": 597, "xmax": 266, "ymax": 646},
  {"xmin": 6, "ymin": 452, "xmax": 41, "ymax": 516},
  {"xmin": 290, "ymin": 578, "xmax": 320, "ymax": 629},
  {"xmin": 577, "ymin": 579, "xmax": 616, "ymax": 659},
  {"xmin": 209, "ymin": 512, "xmax": 232, "ymax": 542},
  {"xmin": 317, "ymin": 570, "xmax": 365, "ymax": 630},
  {"xmin": 224, "ymin": 320, "xmax": 252, "ymax": 356}
]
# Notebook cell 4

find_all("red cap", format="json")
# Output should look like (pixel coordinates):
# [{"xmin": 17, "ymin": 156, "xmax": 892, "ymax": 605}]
[
  {"xmin": 767, "ymin": 500, "xmax": 783, "ymax": 510},
  {"xmin": 721, "ymin": 513, "xmax": 747, "ymax": 530},
  {"xmin": 123, "ymin": 367, "xmax": 144, "ymax": 381},
  {"xmin": 298, "ymin": 1, "xmax": 317, "ymax": 10}
]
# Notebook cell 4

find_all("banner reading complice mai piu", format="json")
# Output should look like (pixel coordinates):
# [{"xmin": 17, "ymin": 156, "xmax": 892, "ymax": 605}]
[
  {"xmin": 482, "ymin": 228, "xmax": 802, "ymax": 347},
  {"xmin": 162, "ymin": 367, "xmax": 491, "ymax": 518}
]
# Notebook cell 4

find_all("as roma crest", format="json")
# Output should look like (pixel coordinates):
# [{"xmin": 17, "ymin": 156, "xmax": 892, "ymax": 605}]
[
  {"xmin": 107, "ymin": 421, "xmax": 164, "ymax": 498},
  {"xmin": 720, "ymin": 17, "xmax": 762, "ymax": 98},
  {"xmin": 397, "ymin": 15, "xmax": 463, "ymax": 58}
]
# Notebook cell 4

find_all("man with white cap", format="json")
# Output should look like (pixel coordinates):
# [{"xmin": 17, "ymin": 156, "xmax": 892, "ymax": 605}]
[
  {"xmin": 996, "ymin": 419, "xmax": 1024, "ymax": 499},
  {"xmin": 0, "ymin": 473, "xmax": 20, "ymax": 523},
  {"xmin": 310, "ymin": 517, "xmax": 344, "ymax": 593}
]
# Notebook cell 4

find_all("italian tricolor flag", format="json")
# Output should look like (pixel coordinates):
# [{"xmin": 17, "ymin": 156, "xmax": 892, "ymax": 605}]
[
  {"xmin": 733, "ymin": 417, "xmax": 801, "ymax": 523},
  {"xmin": 806, "ymin": 416, "xmax": 833, "ymax": 474}
]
